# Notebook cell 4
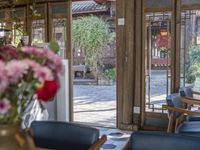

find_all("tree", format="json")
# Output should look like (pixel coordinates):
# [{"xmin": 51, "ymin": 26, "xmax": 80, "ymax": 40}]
[
  {"xmin": 72, "ymin": 16, "xmax": 111, "ymax": 70},
  {"xmin": 189, "ymin": 44, "xmax": 200, "ymax": 77}
]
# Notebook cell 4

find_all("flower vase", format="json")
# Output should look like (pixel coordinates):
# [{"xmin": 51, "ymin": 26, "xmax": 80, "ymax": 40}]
[{"xmin": 0, "ymin": 123, "xmax": 35, "ymax": 150}]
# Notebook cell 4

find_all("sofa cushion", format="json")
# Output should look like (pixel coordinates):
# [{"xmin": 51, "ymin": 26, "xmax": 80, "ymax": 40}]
[
  {"xmin": 31, "ymin": 121, "xmax": 99, "ymax": 150},
  {"xmin": 176, "ymin": 121, "xmax": 200, "ymax": 137},
  {"xmin": 188, "ymin": 109, "xmax": 200, "ymax": 121},
  {"xmin": 130, "ymin": 131, "xmax": 200, "ymax": 150},
  {"xmin": 179, "ymin": 87, "xmax": 193, "ymax": 98}
]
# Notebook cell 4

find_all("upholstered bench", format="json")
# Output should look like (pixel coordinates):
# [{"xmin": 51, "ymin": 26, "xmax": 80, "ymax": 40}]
[
  {"xmin": 129, "ymin": 131, "xmax": 200, "ymax": 150},
  {"xmin": 30, "ymin": 121, "xmax": 106, "ymax": 150}
]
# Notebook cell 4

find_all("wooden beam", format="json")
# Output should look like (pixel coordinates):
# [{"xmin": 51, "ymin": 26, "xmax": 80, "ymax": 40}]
[
  {"xmin": 66, "ymin": 0, "xmax": 73, "ymax": 121},
  {"xmin": 116, "ymin": 0, "xmax": 137, "ymax": 128},
  {"xmin": 171, "ymin": 0, "xmax": 181, "ymax": 93},
  {"xmin": 116, "ymin": 0, "xmax": 125, "ymax": 128},
  {"xmin": 121, "ymin": 0, "xmax": 134, "ymax": 125},
  {"xmin": 133, "ymin": 0, "xmax": 144, "ymax": 128},
  {"xmin": 45, "ymin": 3, "xmax": 49, "ymax": 42}
]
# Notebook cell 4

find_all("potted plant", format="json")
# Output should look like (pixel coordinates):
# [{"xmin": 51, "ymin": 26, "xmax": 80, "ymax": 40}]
[
  {"xmin": 103, "ymin": 68, "xmax": 116, "ymax": 85},
  {"xmin": 0, "ymin": 44, "xmax": 63, "ymax": 149}
]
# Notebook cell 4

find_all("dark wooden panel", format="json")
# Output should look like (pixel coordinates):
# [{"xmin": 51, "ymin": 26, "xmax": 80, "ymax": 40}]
[
  {"xmin": 116, "ymin": 0, "xmax": 125, "ymax": 128},
  {"xmin": 122, "ymin": 0, "xmax": 134, "ymax": 124},
  {"xmin": 182, "ymin": 0, "xmax": 200, "ymax": 5},
  {"xmin": 171, "ymin": 0, "xmax": 181, "ymax": 93},
  {"xmin": 66, "ymin": 0, "xmax": 74, "ymax": 121},
  {"xmin": 133, "ymin": 0, "xmax": 143, "ymax": 127}
]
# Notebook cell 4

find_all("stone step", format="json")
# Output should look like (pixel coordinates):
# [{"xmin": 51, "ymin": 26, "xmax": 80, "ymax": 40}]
[{"xmin": 73, "ymin": 79, "xmax": 97, "ymax": 85}]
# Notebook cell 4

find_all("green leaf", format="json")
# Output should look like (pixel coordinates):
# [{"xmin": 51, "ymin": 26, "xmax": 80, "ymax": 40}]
[{"xmin": 49, "ymin": 40, "xmax": 60, "ymax": 53}]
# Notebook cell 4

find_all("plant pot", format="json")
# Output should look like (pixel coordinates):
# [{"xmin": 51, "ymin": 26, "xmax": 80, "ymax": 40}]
[{"xmin": 0, "ymin": 123, "xmax": 35, "ymax": 150}]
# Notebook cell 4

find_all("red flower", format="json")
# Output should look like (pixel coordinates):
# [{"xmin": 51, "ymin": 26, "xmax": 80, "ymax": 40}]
[
  {"xmin": 36, "ymin": 80, "xmax": 59, "ymax": 102},
  {"xmin": 1, "ymin": 45, "xmax": 17, "ymax": 58},
  {"xmin": 0, "ymin": 45, "xmax": 17, "ymax": 60},
  {"xmin": 0, "ymin": 55, "xmax": 4, "ymax": 60}
]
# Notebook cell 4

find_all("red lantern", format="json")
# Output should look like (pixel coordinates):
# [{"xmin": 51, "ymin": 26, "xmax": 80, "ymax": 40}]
[{"xmin": 156, "ymin": 34, "xmax": 171, "ymax": 50}]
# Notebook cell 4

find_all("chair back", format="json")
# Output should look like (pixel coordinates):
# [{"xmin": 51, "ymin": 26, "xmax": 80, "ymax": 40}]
[
  {"xmin": 31, "ymin": 121, "xmax": 100, "ymax": 150},
  {"xmin": 130, "ymin": 131, "xmax": 200, "ymax": 150},
  {"xmin": 166, "ymin": 93, "xmax": 182, "ymax": 122},
  {"xmin": 179, "ymin": 87, "xmax": 193, "ymax": 98}
]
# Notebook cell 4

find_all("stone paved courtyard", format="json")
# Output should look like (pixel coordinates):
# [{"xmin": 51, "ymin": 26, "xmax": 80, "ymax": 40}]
[
  {"xmin": 73, "ymin": 70, "xmax": 171, "ymax": 127},
  {"xmin": 74, "ymin": 85, "xmax": 117, "ymax": 127}
]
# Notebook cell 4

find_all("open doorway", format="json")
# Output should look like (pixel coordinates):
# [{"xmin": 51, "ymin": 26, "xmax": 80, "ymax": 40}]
[{"xmin": 72, "ymin": 1, "xmax": 117, "ymax": 127}]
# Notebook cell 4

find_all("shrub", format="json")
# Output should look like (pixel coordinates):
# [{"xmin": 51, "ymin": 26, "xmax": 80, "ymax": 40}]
[{"xmin": 103, "ymin": 68, "xmax": 116, "ymax": 80}]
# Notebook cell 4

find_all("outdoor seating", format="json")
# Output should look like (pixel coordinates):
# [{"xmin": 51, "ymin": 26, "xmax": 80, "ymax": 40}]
[
  {"xmin": 163, "ymin": 93, "xmax": 200, "ymax": 133},
  {"xmin": 30, "ymin": 121, "xmax": 107, "ymax": 150},
  {"xmin": 179, "ymin": 87, "xmax": 200, "ymax": 98},
  {"xmin": 129, "ymin": 131, "xmax": 200, "ymax": 150},
  {"xmin": 179, "ymin": 87, "xmax": 200, "ymax": 121}
]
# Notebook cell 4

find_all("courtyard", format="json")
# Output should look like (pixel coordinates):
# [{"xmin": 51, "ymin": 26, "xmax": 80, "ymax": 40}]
[
  {"xmin": 74, "ymin": 85, "xmax": 117, "ymax": 127},
  {"xmin": 73, "ymin": 70, "xmax": 168, "ymax": 127}
]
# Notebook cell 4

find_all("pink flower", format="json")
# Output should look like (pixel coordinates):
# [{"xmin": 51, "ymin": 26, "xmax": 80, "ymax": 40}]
[
  {"xmin": 23, "ymin": 59, "xmax": 40, "ymax": 68},
  {"xmin": 21, "ymin": 47, "xmax": 45, "ymax": 57},
  {"xmin": 44, "ymin": 49, "xmax": 63, "ymax": 75},
  {"xmin": 0, "ymin": 99, "xmax": 11, "ymax": 114},
  {"xmin": 23, "ymin": 59, "xmax": 53, "ymax": 83},
  {"xmin": 33, "ymin": 66, "xmax": 53, "ymax": 83},
  {"xmin": 21, "ymin": 47, "xmax": 63, "ymax": 77},
  {"xmin": 0, "ymin": 61, "xmax": 8, "ymax": 92},
  {"xmin": 6, "ymin": 60, "xmax": 29, "ymax": 84}
]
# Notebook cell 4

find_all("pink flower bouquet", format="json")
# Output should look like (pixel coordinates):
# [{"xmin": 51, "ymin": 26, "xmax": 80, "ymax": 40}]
[{"xmin": 0, "ymin": 45, "xmax": 63, "ymax": 124}]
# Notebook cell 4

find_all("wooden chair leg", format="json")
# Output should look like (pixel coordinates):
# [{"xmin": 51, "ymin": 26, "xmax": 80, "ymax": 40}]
[
  {"xmin": 167, "ymin": 113, "xmax": 174, "ymax": 133},
  {"xmin": 89, "ymin": 135, "xmax": 107, "ymax": 150}
]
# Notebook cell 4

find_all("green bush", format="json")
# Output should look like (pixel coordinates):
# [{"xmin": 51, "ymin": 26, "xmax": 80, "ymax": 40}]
[
  {"xmin": 72, "ymin": 16, "xmax": 112, "ymax": 69},
  {"xmin": 103, "ymin": 68, "xmax": 116, "ymax": 80}
]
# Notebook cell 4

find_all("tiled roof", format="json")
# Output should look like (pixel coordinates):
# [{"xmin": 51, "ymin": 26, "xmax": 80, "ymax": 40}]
[{"xmin": 72, "ymin": 1, "xmax": 107, "ymax": 14}]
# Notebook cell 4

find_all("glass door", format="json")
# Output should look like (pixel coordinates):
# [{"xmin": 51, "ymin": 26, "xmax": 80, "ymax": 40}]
[
  {"xmin": 180, "ymin": 9, "xmax": 200, "ymax": 92},
  {"xmin": 12, "ymin": 8, "xmax": 25, "ymax": 46},
  {"xmin": 145, "ymin": 12, "xmax": 171, "ymax": 112},
  {"xmin": 30, "ymin": 5, "xmax": 46, "ymax": 45},
  {"xmin": 50, "ymin": 3, "xmax": 67, "ymax": 59}
]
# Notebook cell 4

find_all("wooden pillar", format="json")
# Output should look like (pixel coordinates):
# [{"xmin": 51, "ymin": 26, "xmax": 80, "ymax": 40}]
[
  {"xmin": 133, "ymin": 0, "xmax": 144, "ymax": 129},
  {"xmin": 116, "ymin": 0, "xmax": 144, "ymax": 130},
  {"xmin": 171, "ymin": 0, "xmax": 181, "ymax": 93},
  {"xmin": 66, "ymin": 0, "xmax": 73, "ymax": 121},
  {"xmin": 122, "ymin": 0, "xmax": 135, "ymax": 125},
  {"xmin": 116, "ymin": 0, "xmax": 135, "ymax": 130},
  {"xmin": 26, "ymin": 4, "xmax": 31, "ymax": 45},
  {"xmin": 45, "ymin": 3, "xmax": 49, "ymax": 42},
  {"xmin": 116, "ymin": 0, "xmax": 125, "ymax": 129},
  {"xmin": 48, "ymin": 2, "xmax": 52, "ymax": 42}
]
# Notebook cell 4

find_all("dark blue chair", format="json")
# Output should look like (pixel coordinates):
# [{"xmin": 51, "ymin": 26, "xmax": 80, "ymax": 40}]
[
  {"xmin": 129, "ymin": 131, "xmax": 200, "ymax": 150},
  {"xmin": 179, "ymin": 87, "xmax": 194, "ymax": 98},
  {"xmin": 30, "ymin": 121, "xmax": 106, "ymax": 150},
  {"xmin": 163, "ymin": 94, "xmax": 200, "ymax": 135},
  {"xmin": 166, "ymin": 93, "xmax": 183, "ymax": 121},
  {"xmin": 165, "ymin": 93, "xmax": 185, "ymax": 132},
  {"xmin": 179, "ymin": 87, "xmax": 200, "ymax": 121}
]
